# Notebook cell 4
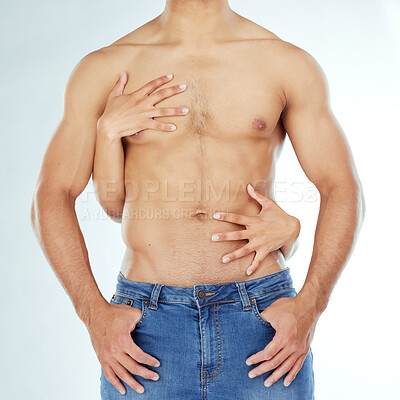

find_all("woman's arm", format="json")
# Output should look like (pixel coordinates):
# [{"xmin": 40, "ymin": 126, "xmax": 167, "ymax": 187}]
[
  {"xmin": 93, "ymin": 129, "xmax": 125, "ymax": 223},
  {"xmin": 92, "ymin": 71, "xmax": 189, "ymax": 222}
]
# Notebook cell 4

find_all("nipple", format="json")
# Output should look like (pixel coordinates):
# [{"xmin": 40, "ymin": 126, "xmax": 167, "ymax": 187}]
[{"xmin": 252, "ymin": 118, "xmax": 267, "ymax": 131}]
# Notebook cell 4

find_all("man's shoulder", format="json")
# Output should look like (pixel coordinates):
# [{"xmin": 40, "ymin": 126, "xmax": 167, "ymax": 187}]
[
  {"xmin": 76, "ymin": 21, "xmax": 153, "ymax": 78},
  {"xmin": 66, "ymin": 42, "xmax": 142, "ymax": 101},
  {"xmin": 77, "ymin": 43, "xmax": 139, "ymax": 76},
  {"xmin": 256, "ymin": 35, "xmax": 317, "ymax": 69},
  {"xmin": 257, "ymin": 37, "xmax": 326, "ymax": 91},
  {"xmin": 240, "ymin": 22, "xmax": 321, "ymax": 75}
]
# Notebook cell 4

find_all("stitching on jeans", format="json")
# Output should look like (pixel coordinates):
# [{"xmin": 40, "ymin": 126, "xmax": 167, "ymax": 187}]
[
  {"xmin": 196, "ymin": 268, "xmax": 290, "ymax": 288},
  {"xmin": 199, "ymin": 309, "xmax": 209, "ymax": 399},
  {"xmin": 203, "ymin": 303, "xmax": 222, "ymax": 380},
  {"xmin": 115, "ymin": 285, "xmax": 293, "ymax": 306},
  {"xmin": 238, "ymin": 281, "xmax": 251, "ymax": 310},
  {"xmin": 237, "ymin": 282, "xmax": 245, "ymax": 308},
  {"xmin": 241, "ymin": 282, "xmax": 250, "ymax": 308},
  {"xmin": 149, "ymin": 284, "xmax": 162, "ymax": 310},
  {"xmin": 251, "ymin": 286, "xmax": 294, "ymax": 301},
  {"xmin": 112, "ymin": 295, "xmax": 131, "ymax": 305},
  {"xmin": 155, "ymin": 283, "xmax": 162, "ymax": 303},
  {"xmin": 205, "ymin": 370, "xmax": 208, "ymax": 400},
  {"xmin": 252, "ymin": 302, "xmax": 272, "ymax": 327},
  {"xmin": 202, "ymin": 370, "xmax": 208, "ymax": 399},
  {"xmin": 136, "ymin": 300, "xmax": 148, "ymax": 327}
]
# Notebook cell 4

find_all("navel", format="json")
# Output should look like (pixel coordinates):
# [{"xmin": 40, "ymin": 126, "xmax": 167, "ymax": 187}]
[
  {"xmin": 193, "ymin": 210, "xmax": 208, "ymax": 220},
  {"xmin": 252, "ymin": 118, "xmax": 267, "ymax": 131}
]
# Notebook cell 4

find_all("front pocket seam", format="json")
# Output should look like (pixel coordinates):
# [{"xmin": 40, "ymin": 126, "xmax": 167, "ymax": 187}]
[
  {"xmin": 252, "ymin": 285, "xmax": 294, "ymax": 301},
  {"xmin": 135, "ymin": 300, "xmax": 148, "ymax": 327},
  {"xmin": 251, "ymin": 300, "xmax": 272, "ymax": 327},
  {"xmin": 111, "ymin": 295, "xmax": 148, "ymax": 328}
]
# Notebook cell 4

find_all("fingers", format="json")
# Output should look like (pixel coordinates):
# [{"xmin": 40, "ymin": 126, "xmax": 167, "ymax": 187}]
[
  {"xmin": 246, "ymin": 335, "xmax": 283, "ymax": 366},
  {"xmin": 149, "ymin": 84, "xmax": 187, "ymax": 105},
  {"xmin": 142, "ymin": 105, "xmax": 189, "ymax": 133},
  {"xmin": 283, "ymin": 353, "xmax": 307, "ymax": 387},
  {"xmin": 145, "ymin": 119, "xmax": 178, "ymax": 132},
  {"xmin": 109, "ymin": 71, "xmax": 128, "ymax": 98},
  {"xmin": 213, "ymin": 212, "xmax": 255, "ymax": 227},
  {"xmin": 102, "ymin": 363, "xmax": 128, "ymax": 395},
  {"xmin": 145, "ymin": 106, "xmax": 189, "ymax": 119},
  {"xmin": 246, "ymin": 249, "xmax": 269, "ymax": 276},
  {"xmin": 119, "ymin": 353, "xmax": 159, "ymax": 381},
  {"xmin": 110, "ymin": 360, "xmax": 145, "ymax": 394},
  {"xmin": 262, "ymin": 334, "xmax": 285, "ymax": 361},
  {"xmin": 136, "ymin": 73, "xmax": 174, "ymax": 97},
  {"xmin": 263, "ymin": 353, "xmax": 299, "ymax": 387},
  {"xmin": 248, "ymin": 347, "xmax": 292, "ymax": 378},
  {"xmin": 126, "ymin": 341, "xmax": 161, "ymax": 368},
  {"xmin": 221, "ymin": 243, "xmax": 254, "ymax": 264},
  {"xmin": 247, "ymin": 183, "xmax": 270, "ymax": 209},
  {"xmin": 211, "ymin": 229, "xmax": 249, "ymax": 242}
]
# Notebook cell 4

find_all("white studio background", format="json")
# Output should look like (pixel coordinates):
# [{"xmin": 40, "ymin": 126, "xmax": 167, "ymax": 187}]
[{"xmin": 1, "ymin": 0, "xmax": 399, "ymax": 399}]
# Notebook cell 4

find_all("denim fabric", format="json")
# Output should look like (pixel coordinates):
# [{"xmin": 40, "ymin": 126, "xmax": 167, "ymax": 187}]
[{"xmin": 100, "ymin": 267, "xmax": 314, "ymax": 399}]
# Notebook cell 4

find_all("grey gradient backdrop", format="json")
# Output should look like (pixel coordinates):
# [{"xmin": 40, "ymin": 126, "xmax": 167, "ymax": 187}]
[{"xmin": 1, "ymin": 0, "xmax": 399, "ymax": 399}]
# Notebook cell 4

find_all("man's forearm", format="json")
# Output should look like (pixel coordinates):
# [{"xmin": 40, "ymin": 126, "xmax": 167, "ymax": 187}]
[
  {"xmin": 31, "ymin": 187, "xmax": 109, "ymax": 326},
  {"xmin": 297, "ymin": 181, "xmax": 365, "ymax": 313}
]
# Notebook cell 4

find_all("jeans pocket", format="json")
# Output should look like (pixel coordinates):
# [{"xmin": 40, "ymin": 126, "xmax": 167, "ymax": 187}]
[
  {"xmin": 250, "ymin": 297, "xmax": 273, "ymax": 327},
  {"xmin": 250, "ymin": 287, "xmax": 296, "ymax": 328},
  {"xmin": 110, "ymin": 293, "xmax": 150, "ymax": 328}
]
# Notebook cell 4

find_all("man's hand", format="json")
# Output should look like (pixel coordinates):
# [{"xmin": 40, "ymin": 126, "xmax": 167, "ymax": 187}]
[
  {"xmin": 212, "ymin": 183, "xmax": 300, "ymax": 275},
  {"xmin": 245, "ymin": 295, "xmax": 319, "ymax": 387},
  {"xmin": 87, "ymin": 303, "xmax": 161, "ymax": 395}
]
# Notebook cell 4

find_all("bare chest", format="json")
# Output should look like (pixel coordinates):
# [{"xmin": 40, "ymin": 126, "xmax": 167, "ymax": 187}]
[{"xmin": 122, "ymin": 49, "xmax": 286, "ymax": 142}]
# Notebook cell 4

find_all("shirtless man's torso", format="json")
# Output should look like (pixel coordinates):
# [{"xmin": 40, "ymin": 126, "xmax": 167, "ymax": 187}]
[
  {"xmin": 94, "ymin": 16, "xmax": 299, "ymax": 286},
  {"xmin": 31, "ymin": 1, "xmax": 364, "ymax": 398}
]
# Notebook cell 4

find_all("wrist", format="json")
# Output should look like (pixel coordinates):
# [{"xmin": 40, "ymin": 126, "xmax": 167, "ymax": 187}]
[
  {"xmin": 97, "ymin": 118, "xmax": 120, "ymax": 144},
  {"xmin": 296, "ymin": 286, "xmax": 328, "ymax": 316},
  {"xmin": 77, "ymin": 295, "xmax": 110, "ymax": 328},
  {"xmin": 287, "ymin": 216, "xmax": 300, "ymax": 243}
]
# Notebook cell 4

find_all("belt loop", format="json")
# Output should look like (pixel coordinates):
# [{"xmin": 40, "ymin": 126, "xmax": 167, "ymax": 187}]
[
  {"xmin": 235, "ymin": 281, "xmax": 251, "ymax": 311},
  {"xmin": 148, "ymin": 283, "xmax": 163, "ymax": 310}
]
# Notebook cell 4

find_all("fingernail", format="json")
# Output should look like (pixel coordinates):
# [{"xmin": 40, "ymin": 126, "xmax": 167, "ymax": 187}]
[
  {"xmin": 182, "ymin": 107, "xmax": 189, "ymax": 113},
  {"xmin": 248, "ymin": 371, "xmax": 256, "ymax": 378},
  {"xmin": 170, "ymin": 125, "xmax": 176, "ymax": 131},
  {"xmin": 179, "ymin": 84, "xmax": 186, "ymax": 89},
  {"xmin": 152, "ymin": 375, "xmax": 159, "ymax": 381},
  {"xmin": 211, "ymin": 235, "xmax": 219, "ymax": 241},
  {"xmin": 119, "ymin": 389, "xmax": 125, "ymax": 395},
  {"xmin": 246, "ymin": 359, "xmax": 253, "ymax": 365},
  {"xmin": 136, "ymin": 387, "xmax": 144, "ymax": 393},
  {"xmin": 213, "ymin": 213, "xmax": 221, "ymax": 219},
  {"xmin": 284, "ymin": 380, "xmax": 291, "ymax": 387},
  {"xmin": 222, "ymin": 256, "xmax": 230, "ymax": 263},
  {"xmin": 154, "ymin": 361, "xmax": 161, "ymax": 367},
  {"xmin": 248, "ymin": 183, "xmax": 254, "ymax": 190},
  {"xmin": 265, "ymin": 381, "xmax": 272, "ymax": 387},
  {"xmin": 166, "ymin": 73, "xmax": 173, "ymax": 79},
  {"xmin": 247, "ymin": 269, "xmax": 253, "ymax": 276}
]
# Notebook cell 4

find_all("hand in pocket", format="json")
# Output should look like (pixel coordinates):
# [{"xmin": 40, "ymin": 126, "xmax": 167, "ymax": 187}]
[{"xmin": 87, "ymin": 302, "xmax": 160, "ymax": 395}]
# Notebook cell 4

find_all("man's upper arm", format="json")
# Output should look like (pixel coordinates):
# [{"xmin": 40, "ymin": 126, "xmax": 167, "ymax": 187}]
[
  {"xmin": 35, "ymin": 50, "xmax": 110, "ymax": 200},
  {"xmin": 280, "ymin": 46, "xmax": 360, "ymax": 194}
]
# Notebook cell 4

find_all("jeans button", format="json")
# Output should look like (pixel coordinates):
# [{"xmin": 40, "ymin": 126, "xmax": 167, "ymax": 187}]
[{"xmin": 197, "ymin": 289, "xmax": 206, "ymax": 300}]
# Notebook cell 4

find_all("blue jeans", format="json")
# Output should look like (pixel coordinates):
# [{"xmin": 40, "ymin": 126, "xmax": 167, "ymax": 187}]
[{"xmin": 100, "ymin": 268, "xmax": 314, "ymax": 399}]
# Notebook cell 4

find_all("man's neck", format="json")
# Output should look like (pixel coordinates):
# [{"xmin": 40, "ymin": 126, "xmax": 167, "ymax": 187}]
[{"xmin": 154, "ymin": 0, "xmax": 239, "ymax": 47}]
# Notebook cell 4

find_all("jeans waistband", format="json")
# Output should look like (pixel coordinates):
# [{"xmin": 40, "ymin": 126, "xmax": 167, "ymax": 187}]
[{"xmin": 114, "ymin": 267, "xmax": 293, "ymax": 310}]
